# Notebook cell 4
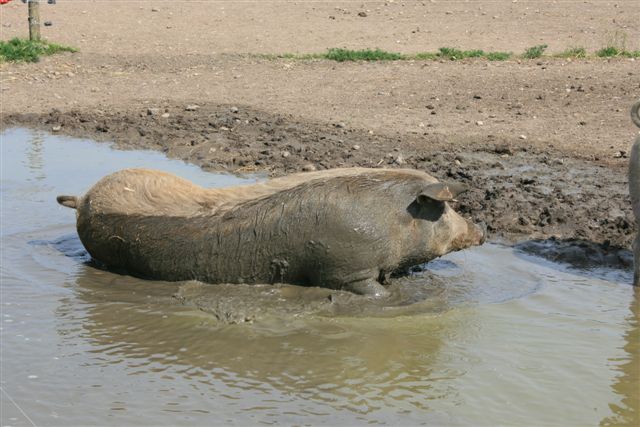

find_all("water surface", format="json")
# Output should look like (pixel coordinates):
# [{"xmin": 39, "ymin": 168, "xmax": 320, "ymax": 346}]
[{"xmin": 1, "ymin": 128, "xmax": 638, "ymax": 426}]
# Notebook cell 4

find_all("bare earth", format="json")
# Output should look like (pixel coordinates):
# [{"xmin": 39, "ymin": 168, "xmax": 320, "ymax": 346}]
[{"xmin": 1, "ymin": 1, "xmax": 640, "ymax": 258}]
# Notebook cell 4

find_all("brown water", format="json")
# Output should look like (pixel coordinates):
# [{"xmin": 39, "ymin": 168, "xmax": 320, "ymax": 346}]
[{"xmin": 1, "ymin": 128, "xmax": 638, "ymax": 426}]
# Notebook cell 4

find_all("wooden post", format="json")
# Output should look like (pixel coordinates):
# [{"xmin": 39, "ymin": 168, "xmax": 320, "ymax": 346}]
[{"xmin": 28, "ymin": 0, "xmax": 41, "ymax": 41}]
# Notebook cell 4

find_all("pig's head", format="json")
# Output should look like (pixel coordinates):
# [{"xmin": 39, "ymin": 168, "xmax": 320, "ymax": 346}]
[{"xmin": 405, "ymin": 181, "xmax": 485, "ymax": 262}]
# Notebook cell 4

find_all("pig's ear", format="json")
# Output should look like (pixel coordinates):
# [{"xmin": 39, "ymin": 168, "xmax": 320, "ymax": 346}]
[{"xmin": 418, "ymin": 182, "xmax": 468, "ymax": 203}]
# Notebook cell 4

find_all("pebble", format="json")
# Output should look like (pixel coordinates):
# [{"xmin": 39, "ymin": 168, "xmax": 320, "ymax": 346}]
[
  {"xmin": 613, "ymin": 151, "xmax": 627, "ymax": 159},
  {"xmin": 335, "ymin": 122, "xmax": 346, "ymax": 128},
  {"xmin": 44, "ymin": 21, "xmax": 53, "ymax": 27},
  {"xmin": 161, "ymin": 112, "xmax": 170, "ymax": 118},
  {"xmin": 147, "ymin": 107, "xmax": 161, "ymax": 116},
  {"xmin": 51, "ymin": 125, "xmax": 61, "ymax": 132},
  {"xmin": 476, "ymin": 121, "xmax": 484, "ymax": 126},
  {"xmin": 394, "ymin": 155, "xmax": 405, "ymax": 165},
  {"xmin": 352, "ymin": 145, "xmax": 361, "ymax": 150},
  {"xmin": 358, "ymin": 11, "xmax": 368, "ymax": 17},
  {"xmin": 230, "ymin": 106, "xmax": 239, "ymax": 113},
  {"xmin": 302, "ymin": 164, "xmax": 317, "ymax": 172},
  {"xmin": 281, "ymin": 151, "xmax": 290, "ymax": 158},
  {"xmin": 519, "ymin": 135, "xmax": 527, "ymax": 140},
  {"xmin": 185, "ymin": 105, "xmax": 199, "ymax": 111}
]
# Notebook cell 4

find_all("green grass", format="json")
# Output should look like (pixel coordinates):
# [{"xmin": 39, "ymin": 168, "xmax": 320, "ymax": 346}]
[
  {"xmin": 596, "ymin": 46, "xmax": 640, "ymax": 58},
  {"xmin": 523, "ymin": 44, "xmax": 548, "ymax": 59},
  {"xmin": 0, "ymin": 37, "xmax": 77, "ymax": 63},
  {"xmin": 259, "ymin": 45, "xmax": 637, "ymax": 63},
  {"xmin": 485, "ymin": 51, "xmax": 512, "ymax": 61},
  {"xmin": 555, "ymin": 47, "xmax": 587, "ymax": 58},
  {"xmin": 596, "ymin": 46, "xmax": 621, "ymax": 57},
  {"xmin": 437, "ymin": 47, "xmax": 485, "ymax": 60},
  {"xmin": 323, "ymin": 48, "xmax": 405, "ymax": 62}
]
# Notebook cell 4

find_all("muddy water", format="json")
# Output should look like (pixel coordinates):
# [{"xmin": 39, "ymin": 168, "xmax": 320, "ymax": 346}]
[{"xmin": 1, "ymin": 128, "xmax": 638, "ymax": 426}]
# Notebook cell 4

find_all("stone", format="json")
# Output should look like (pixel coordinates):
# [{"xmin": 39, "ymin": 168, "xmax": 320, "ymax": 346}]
[{"xmin": 185, "ymin": 105, "xmax": 199, "ymax": 111}]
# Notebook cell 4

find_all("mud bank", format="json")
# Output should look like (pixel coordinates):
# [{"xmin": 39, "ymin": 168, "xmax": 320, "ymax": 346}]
[{"xmin": 3, "ymin": 104, "xmax": 634, "ymax": 253}]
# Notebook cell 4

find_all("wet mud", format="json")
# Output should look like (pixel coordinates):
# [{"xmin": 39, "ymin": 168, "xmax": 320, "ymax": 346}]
[{"xmin": 4, "ymin": 104, "xmax": 634, "ymax": 254}]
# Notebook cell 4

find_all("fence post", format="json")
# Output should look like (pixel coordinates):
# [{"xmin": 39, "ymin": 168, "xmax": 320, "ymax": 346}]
[{"xmin": 28, "ymin": 0, "xmax": 41, "ymax": 41}]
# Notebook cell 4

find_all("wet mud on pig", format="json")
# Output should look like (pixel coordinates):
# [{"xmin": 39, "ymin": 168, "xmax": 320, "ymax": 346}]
[{"xmin": 57, "ymin": 168, "xmax": 485, "ymax": 297}]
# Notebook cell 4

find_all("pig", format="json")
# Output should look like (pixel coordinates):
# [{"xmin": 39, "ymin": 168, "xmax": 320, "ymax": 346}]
[
  {"xmin": 57, "ymin": 167, "xmax": 485, "ymax": 297},
  {"xmin": 628, "ymin": 99, "xmax": 640, "ymax": 286}
]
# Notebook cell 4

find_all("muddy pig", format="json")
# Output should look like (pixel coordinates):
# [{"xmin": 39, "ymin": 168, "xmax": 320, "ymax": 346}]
[
  {"xmin": 628, "ymin": 100, "xmax": 640, "ymax": 286},
  {"xmin": 57, "ymin": 167, "xmax": 485, "ymax": 297}
]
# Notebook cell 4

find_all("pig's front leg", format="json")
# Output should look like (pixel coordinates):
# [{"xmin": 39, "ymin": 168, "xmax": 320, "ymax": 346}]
[{"xmin": 343, "ymin": 276, "xmax": 390, "ymax": 298}]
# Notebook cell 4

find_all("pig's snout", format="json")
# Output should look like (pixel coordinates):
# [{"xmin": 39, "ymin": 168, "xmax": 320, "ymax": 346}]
[{"xmin": 451, "ymin": 219, "xmax": 486, "ymax": 251}]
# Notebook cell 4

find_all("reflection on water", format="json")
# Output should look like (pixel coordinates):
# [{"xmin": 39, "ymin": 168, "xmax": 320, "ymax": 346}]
[
  {"xmin": 1, "ymin": 128, "xmax": 638, "ymax": 426},
  {"xmin": 25, "ymin": 131, "xmax": 45, "ymax": 182}
]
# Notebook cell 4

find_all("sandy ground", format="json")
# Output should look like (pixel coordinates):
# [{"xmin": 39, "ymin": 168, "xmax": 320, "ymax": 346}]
[{"xmin": 1, "ymin": 1, "xmax": 640, "ymax": 256}]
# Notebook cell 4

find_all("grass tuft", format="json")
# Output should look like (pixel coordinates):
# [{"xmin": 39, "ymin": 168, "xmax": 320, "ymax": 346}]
[
  {"xmin": 486, "ymin": 51, "xmax": 512, "ymax": 61},
  {"xmin": 323, "ymin": 48, "xmax": 405, "ymax": 62},
  {"xmin": 620, "ymin": 50, "xmax": 640, "ymax": 58},
  {"xmin": 437, "ymin": 47, "xmax": 485, "ymax": 60},
  {"xmin": 523, "ymin": 44, "xmax": 548, "ymax": 59},
  {"xmin": 556, "ymin": 47, "xmax": 587, "ymax": 58},
  {"xmin": 0, "ymin": 37, "xmax": 77, "ymax": 63},
  {"xmin": 596, "ymin": 46, "xmax": 621, "ymax": 57}
]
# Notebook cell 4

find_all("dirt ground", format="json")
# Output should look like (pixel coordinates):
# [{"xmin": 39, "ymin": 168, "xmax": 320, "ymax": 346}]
[{"xmin": 1, "ymin": 1, "xmax": 640, "ymax": 260}]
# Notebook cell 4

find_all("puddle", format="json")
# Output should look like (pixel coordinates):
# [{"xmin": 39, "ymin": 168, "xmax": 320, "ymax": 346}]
[{"xmin": 1, "ymin": 128, "xmax": 638, "ymax": 426}]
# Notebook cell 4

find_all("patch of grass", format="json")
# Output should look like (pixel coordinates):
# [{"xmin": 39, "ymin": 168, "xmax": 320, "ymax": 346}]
[
  {"xmin": 323, "ymin": 48, "xmax": 405, "ymax": 62},
  {"xmin": 595, "ymin": 46, "xmax": 640, "ymax": 58},
  {"xmin": 596, "ymin": 46, "xmax": 621, "ymax": 57},
  {"xmin": 555, "ymin": 47, "xmax": 587, "ymax": 58},
  {"xmin": 0, "ymin": 37, "xmax": 77, "ymax": 63},
  {"xmin": 620, "ymin": 50, "xmax": 640, "ymax": 58},
  {"xmin": 523, "ymin": 44, "xmax": 548, "ymax": 59},
  {"xmin": 486, "ymin": 51, "xmax": 512, "ymax": 61},
  {"xmin": 261, "ymin": 44, "xmax": 637, "ymax": 63},
  {"xmin": 437, "ymin": 47, "xmax": 485, "ymax": 60}
]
